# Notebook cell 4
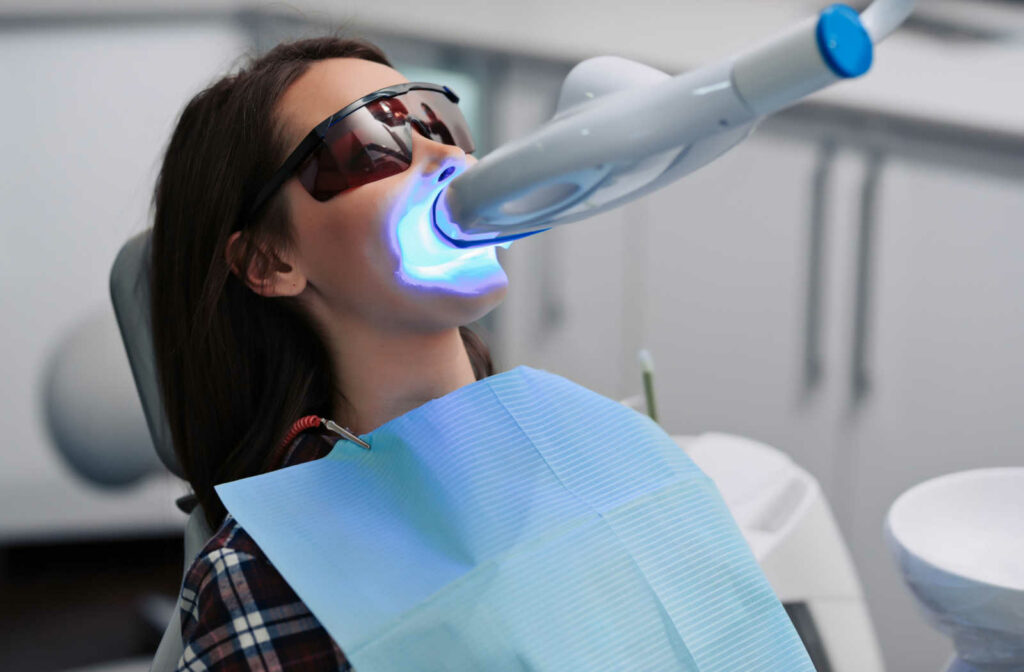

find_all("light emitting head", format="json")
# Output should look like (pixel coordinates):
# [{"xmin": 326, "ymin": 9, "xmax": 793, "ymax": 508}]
[{"xmin": 390, "ymin": 174, "xmax": 509, "ymax": 296}]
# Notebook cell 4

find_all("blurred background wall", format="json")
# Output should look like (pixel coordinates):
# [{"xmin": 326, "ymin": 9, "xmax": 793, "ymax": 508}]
[{"xmin": 0, "ymin": 1, "xmax": 1022, "ymax": 670}]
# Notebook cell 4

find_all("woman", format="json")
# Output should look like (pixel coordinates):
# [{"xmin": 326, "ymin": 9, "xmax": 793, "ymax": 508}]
[{"xmin": 152, "ymin": 36, "xmax": 506, "ymax": 670}]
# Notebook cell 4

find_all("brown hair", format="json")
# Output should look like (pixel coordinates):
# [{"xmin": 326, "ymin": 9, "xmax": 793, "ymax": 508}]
[{"xmin": 151, "ymin": 36, "xmax": 493, "ymax": 530}]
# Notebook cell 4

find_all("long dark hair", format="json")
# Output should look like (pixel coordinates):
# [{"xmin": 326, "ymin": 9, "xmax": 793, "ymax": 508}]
[{"xmin": 151, "ymin": 36, "xmax": 493, "ymax": 530}]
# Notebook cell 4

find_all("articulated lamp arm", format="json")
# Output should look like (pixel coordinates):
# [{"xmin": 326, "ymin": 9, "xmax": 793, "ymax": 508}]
[{"xmin": 433, "ymin": 0, "xmax": 917, "ymax": 248}]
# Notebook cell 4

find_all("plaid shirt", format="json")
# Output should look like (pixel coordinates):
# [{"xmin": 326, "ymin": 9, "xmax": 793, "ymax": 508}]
[{"xmin": 176, "ymin": 429, "xmax": 350, "ymax": 671}]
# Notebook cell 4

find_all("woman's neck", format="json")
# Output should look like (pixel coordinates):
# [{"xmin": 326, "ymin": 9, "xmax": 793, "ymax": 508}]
[{"xmin": 323, "ymin": 321, "xmax": 477, "ymax": 436}]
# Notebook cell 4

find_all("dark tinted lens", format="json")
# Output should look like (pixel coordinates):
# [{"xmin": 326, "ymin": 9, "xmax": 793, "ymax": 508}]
[
  {"xmin": 403, "ymin": 90, "xmax": 475, "ymax": 154},
  {"xmin": 295, "ymin": 89, "xmax": 473, "ymax": 202},
  {"xmin": 299, "ymin": 101, "xmax": 414, "ymax": 201}
]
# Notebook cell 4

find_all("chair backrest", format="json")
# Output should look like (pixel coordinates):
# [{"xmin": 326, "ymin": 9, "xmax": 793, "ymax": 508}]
[
  {"xmin": 150, "ymin": 506, "xmax": 214, "ymax": 672},
  {"xmin": 110, "ymin": 229, "xmax": 214, "ymax": 672},
  {"xmin": 109, "ymin": 229, "xmax": 182, "ymax": 477}
]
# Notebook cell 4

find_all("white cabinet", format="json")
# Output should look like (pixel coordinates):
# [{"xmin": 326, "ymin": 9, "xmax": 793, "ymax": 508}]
[
  {"xmin": 639, "ymin": 133, "xmax": 842, "ymax": 496},
  {"xmin": 842, "ymin": 158, "xmax": 1024, "ymax": 672}
]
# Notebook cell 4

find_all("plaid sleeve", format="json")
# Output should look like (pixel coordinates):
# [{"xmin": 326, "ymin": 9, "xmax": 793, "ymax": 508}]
[{"xmin": 176, "ymin": 545, "xmax": 351, "ymax": 671}]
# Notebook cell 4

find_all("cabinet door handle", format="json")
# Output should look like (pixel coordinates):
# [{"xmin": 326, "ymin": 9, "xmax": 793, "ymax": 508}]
[
  {"xmin": 803, "ymin": 141, "xmax": 837, "ymax": 395},
  {"xmin": 851, "ymin": 151, "xmax": 885, "ymax": 405}
]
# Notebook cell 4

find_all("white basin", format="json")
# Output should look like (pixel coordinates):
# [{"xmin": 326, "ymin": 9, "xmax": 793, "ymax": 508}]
[{"xmin": 886, "ymin": 468, "xmax": 1024, "ymax": 672}]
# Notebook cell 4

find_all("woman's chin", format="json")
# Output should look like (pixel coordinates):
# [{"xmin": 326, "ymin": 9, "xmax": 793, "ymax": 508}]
[
  {"xmin": 402, "ymin": 255, "xmax": 506, "ymax": 294},
  {"xmin": 393, "ymin": 276, "xmax": 506, "ymax": 333}
]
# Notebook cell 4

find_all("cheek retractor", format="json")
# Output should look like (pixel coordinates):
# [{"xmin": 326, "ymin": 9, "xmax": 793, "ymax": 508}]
[{"xmin": 389, "ymin": 171, "xmax": 507, "ymax": 293}]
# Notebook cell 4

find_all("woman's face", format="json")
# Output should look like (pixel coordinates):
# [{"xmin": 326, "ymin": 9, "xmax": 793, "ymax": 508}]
[{"xmin": 275, "ymin": 58, "xmax": 508, "ymax": 333}]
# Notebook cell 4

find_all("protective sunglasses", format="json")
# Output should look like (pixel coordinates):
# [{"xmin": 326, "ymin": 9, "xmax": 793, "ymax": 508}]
[{"xmin": 242, "ymin": 82, "xmax": 474, "ymax": 227}]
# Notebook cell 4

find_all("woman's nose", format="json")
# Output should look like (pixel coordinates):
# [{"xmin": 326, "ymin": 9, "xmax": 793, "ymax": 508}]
[{"xmin": 409, "ymin": 129, "xmax": 471, "ymax": 184}]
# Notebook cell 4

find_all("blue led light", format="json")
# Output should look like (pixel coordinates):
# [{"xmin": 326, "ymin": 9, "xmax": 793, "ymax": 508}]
[{"xmin": 389, "ymin": 183, "xmax": 508, "ymax": 294}]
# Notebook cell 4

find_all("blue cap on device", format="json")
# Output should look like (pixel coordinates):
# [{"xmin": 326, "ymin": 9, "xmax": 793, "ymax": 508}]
[{"xmin": 817, "ymin": 4, "xmax": 874, "ymax": 78}]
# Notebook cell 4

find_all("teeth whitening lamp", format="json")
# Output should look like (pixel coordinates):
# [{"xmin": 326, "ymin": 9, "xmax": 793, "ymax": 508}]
[{"xmin": 432, "ymin": 0, "xmax": 916, "ymax": 248}]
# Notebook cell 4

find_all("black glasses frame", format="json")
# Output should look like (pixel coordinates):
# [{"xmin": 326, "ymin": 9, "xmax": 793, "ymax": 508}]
[{"xmin": 241, "ymin": 81, "xmax": 462, "ymax": 227}]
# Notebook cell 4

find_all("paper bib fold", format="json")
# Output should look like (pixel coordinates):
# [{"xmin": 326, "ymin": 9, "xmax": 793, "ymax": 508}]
[{"xmin": 216, "ymin": 366, "xmax": 812, "ymax": 671}]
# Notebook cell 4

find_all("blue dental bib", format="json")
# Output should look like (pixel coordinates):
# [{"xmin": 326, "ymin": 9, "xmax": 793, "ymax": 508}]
[{"xmin": 216, "ymin": 366, "xmax": 812, "ymax": 671}]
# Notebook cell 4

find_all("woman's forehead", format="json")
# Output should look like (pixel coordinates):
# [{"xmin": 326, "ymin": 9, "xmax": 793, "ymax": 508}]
[{"xmin": 278, "ymin": 58, "xmax": 408, "ymax": 144}]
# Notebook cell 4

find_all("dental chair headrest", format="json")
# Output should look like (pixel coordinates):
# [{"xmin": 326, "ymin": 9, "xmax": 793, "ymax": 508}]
[
  {"xmin": 109, "ymin": 229, "xmax": 182, "ymax": 478},
  {"xmin": 43, "ymin": 307, "xmax": 164, "ymax": 486}
]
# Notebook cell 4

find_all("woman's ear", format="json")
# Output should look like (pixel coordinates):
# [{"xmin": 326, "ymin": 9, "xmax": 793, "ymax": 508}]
[{"xmin": 225, "ymin": 231, "xmax": 307, "ymax": 298}]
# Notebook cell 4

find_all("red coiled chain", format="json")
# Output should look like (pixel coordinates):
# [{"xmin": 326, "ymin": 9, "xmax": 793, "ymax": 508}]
[{"xmin": 279, "ymin": 415, "xmax": 322, "ymax": 450}]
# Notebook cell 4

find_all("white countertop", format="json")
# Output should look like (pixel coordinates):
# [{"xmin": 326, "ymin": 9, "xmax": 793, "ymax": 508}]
[{"xmin": 0, "ymin": 468, "xmax": 186, "ymax": 544}]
